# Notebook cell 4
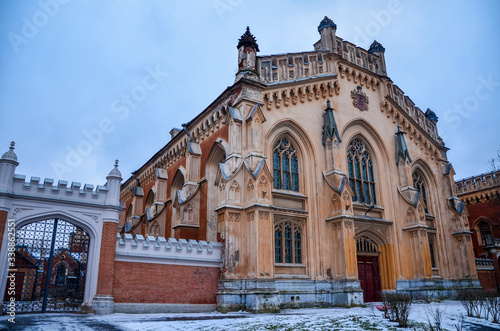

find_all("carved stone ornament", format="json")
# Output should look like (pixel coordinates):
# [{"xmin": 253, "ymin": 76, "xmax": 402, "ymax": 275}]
[{"xmin": 351, "ymin": 86, "xmax": 369, "ymax": 111}]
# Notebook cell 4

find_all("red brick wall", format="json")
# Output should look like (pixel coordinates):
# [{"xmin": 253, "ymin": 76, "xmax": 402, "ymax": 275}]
[
  {"xmin": 0, "ymin": 210, "xmax": 7, "ymax": 250},
  {"xmin": 174, "ymin": 227, "xmax": 200, "ymax": 240},
  {"xmin": 113, "ymin": 261, "xmax": 220, "ymax": 304},
  {"xmin": 468, "ymin": 200, "xmax": 500, "ymax": 230},
  {"xmin": 96, "ymin": 222, "xmax": 119, "ymax": 295},
  {"xmin": 477, "ymin": 270, "xmax": 498, "ymax": 292}
]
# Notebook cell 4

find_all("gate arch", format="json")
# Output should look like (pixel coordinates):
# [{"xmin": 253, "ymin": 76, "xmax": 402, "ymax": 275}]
[{"xmin": 3, "ymin": 217, "xmax": 91, "ymax": 313}]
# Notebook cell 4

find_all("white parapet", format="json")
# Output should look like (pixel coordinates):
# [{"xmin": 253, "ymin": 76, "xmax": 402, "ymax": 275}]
[
  {"xmin": 12, "ymin": 174, "xmax": 109, "ymax": 204},
  {"xmin": 115, "ymin": 233, "xmax": 223, "ymax": 267}
]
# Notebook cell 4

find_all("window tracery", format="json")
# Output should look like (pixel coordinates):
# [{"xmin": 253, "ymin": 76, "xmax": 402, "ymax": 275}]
[
  {"xmin": 274, "ymin": 220, "xmax": 302, "ymax": 264},
  {"xmin": 479, "ymin": 221, "xmax": 493, "ymax": 246},
  {"xmin": 412, "ymin": 171, "xmax": 429, "ymax": 213},
  {"xmin": 347, "ymin": 138, "xmax": 376, "ymax": 204},
  {"xmin": 273, "ymin": 138, "xmax": 299, "ymax": 191}
]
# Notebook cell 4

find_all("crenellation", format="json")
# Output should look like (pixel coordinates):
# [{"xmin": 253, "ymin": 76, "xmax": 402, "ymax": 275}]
[
  {"xmin": 385, "ymin": 84, "xmax": 439, "ymax": 144},
  {"xmin": 11, "ymin": 174, "xmax": 113, "ymax": 202},
  {"xmin": 115, "ymin": 233, "xmax": 223, "ymax": 266},
  {"xmin": 57, "ymin": 180, "xmax": 68, "ymax": 191},
  {"xmin": 455, "ymin": 170, "xmax": 500, "ymax": 197},
  {"xmin": 258, "ymin": 51, "xmax": 333, "ymax": 84}
]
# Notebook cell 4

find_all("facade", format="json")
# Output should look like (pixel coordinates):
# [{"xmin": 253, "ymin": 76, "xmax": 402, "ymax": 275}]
[
  {"xmin": 1, "ymin": 17, "xmax": 481, "ymax": 315},
  {"xmin": 118, "ymin": 17, "xmax": 479, "ymax": 312},
  {"xmin": 456, "ymin": 170, "xmax": 500, "ymax": 292}
]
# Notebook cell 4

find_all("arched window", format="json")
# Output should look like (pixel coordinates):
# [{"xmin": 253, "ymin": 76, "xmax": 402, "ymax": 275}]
[
  {"xmin": 413, "ymin": 171, "xmax": 429, "ymax": 213},
  {"xmin": 145, "ymin": 189, "xmax": 155, "ymax": 217},
  {"xmin": 347, "ymin": 138, "xmax": 376, "ymax": 204},
  {"xmin": 273, "ymin": 138, "xmax": 299, "ymax": 191},
  {"xmin": 479, "ymin": 221, "xmax": 493, "ymax": 246},
  {"xmin": 274, "ymin": 220, "xmax": 302, "ymax": 264},
  {"xmin": 145, "ymin": 189, "xmax": 154, "ymax": 210},
  {"xmin": 125, "ymin": 204, "xmax": 133, "ymax": 221},
  {"xmin": 428, "ymin": 234, "xmax": 437, "ymax": 268},
  {"xmin": 56, "ymin": 264, "xmax": 67, "ymax": 286}
]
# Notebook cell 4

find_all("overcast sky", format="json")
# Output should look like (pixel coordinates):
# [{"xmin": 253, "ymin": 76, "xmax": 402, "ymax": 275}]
[{"xmin": 1, "ymin": 0, "xmax": 499, "ymax": 186}]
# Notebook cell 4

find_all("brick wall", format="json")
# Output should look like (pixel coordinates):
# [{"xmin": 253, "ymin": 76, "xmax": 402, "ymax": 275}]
[
  {"xmin": 96, "ymin": 222, "xmax": 119, "ymax": 295},
  {"xmin": 468, "ymin": 200, "xmax": 500, "ymax": 231},
  {"xmin": 112, "ymin": 261, "xmax": 220, "ymax": 304},
  {"xmin": 477, "ymin": 270, "xmax": 498, "ymax": 292}
]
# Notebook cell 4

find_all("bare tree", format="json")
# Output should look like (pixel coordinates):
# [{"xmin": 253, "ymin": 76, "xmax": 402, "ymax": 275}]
[{"xmin": 487, "ymin": 145, "xmax": 500, "ymax": 172}]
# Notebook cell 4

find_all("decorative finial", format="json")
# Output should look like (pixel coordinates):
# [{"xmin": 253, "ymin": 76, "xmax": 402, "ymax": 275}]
[
  {"xmin": 318, "ymin": 16, "xmax": 337, "ymax": 32},
  {"xmin": 368, "ymin": 40, "xmax": 385, "ymax": 53},
  {"xmin": 395, "ymin": 125, "xmax": 412, "ymax": 165},
  {"xmin": 107, "ymin": 158, "xmax": 122, "ymax": 179},
  {"xmin": 1, "ymin": 141, "xmax": 18, "ymax": 162},
  {"xmin": 322, "ymin": 100, "xmax": 341, "ymax": 145},
  {"xmin": 181, "ymin": 123, "xmax": 190, "ymax": 142},
  {"xmin": 425, "ymin": 108, "xmax": 438, "ymax": 123},
  {"xmin": 237, "ymin": 26, "xmax": 260, "ymax": 52}
]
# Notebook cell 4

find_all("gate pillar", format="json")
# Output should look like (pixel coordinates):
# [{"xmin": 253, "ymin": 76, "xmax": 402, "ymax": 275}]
[{"xmin": 92, "ymin": 161, "xmax": 122, "ymax": 314}]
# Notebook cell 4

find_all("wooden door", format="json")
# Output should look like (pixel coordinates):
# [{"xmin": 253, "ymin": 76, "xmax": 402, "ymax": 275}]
[{"xmin": 357, "ymin": 255, "xmax": 381, "ymax": 302}]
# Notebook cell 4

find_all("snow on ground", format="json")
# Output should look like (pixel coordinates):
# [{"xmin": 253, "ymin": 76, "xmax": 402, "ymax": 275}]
[{"xmin": 1, "ymin": 300, "xmax": 500, "ymax": 330}]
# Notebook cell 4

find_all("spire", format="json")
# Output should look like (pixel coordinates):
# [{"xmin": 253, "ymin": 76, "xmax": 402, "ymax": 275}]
[
  {"xmin": 395, "ymin": 125, "xmax": 412, "ymax": 165},
  {"xmin": 237, "ymin": 26, "xmax": 260, "ymax": 52},
  {"xmin": 322, "ymin": 100, "xmax": 341, "ymax": 145},
  {"xmin": 368, "ymin": 40, "xmax": 385, "ymax": 53},
  {"xmin": 1, "ymin": 141, "xmax": 18, "ymax": 163},
  {"xmin": 107, "ymin": 159, "xmax": 122, "ymax": 179},
  {"xmin": 318, "ymin": 16, "xmax": 337, "ymax": 32}
]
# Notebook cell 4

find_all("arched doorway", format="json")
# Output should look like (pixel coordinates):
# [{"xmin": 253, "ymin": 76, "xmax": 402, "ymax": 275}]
[
  {"xmin": 356, "ymin": 236, "xmax": 381, "ymax": 302},
  {"xmin": 3, "ymin": 218, "xmax": 90, "ymax": 313}
]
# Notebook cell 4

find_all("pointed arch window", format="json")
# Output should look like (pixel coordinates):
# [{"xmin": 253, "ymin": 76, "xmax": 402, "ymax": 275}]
[
  {"xmin": 428, "ymin": 235, "xmax": 437, "ymax": 268},
  {"xmin": 274, "ymin": 220, "xmax": 302, "ymax": 264},
  {"xmin": 347, "ymin": 138, "xmax": 376, "ymax": 204},
  {"xmin": 479, "ymin": 221, "xmax": 493, "ymax": 246},
  {"xmin": 56, "ymin": 264, "xmax": 67, "ymax": 286},
  {"xmin": 412, "ymin": 171, "xmax": 429, "ymax": 213},
  {"xmin": 273, "ymin": 138, "xmax": 299, "ymax": 191}
]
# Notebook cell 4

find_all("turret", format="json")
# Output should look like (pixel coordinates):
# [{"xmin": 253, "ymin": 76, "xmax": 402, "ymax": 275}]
[
  {"xmin": 105, "ymin": 160, "xmax": 122, "ymax": 206},
  {"xmin": 0, "ymin": 142, "xmax": 19, "ymax": 192},
  {"xmin": 368, "ymin": 40, "xmax": 387, "ymax": 76},
  {"xmin": 235, "ymin": 26, "xmax": 260, "ymax": 82},
  {"xmin": 318, "ymin": 16, "xmax": 337, "ymax": 53}
]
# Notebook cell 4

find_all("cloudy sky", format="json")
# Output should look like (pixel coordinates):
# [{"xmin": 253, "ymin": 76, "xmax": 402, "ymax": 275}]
[{"xmin": 1, "ymin": 0, "xmax": 499, "ymax": 186}]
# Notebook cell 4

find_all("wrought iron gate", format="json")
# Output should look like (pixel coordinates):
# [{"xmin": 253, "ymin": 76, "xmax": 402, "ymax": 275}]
[{"xmin": 3, "ymin": 219, "xmax": 90, "ymax": 313}]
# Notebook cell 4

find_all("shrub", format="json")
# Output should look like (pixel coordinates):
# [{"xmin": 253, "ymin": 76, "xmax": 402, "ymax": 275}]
[
  {"xmin": 484, "ymin": 293, "xmax": 500, "ymax": 323},
  {"xmin": 426, "ymin": 306, "xmax": 445, "ymax": 331},
  {"xmin": 458, "ymin": 289, "xmax": 485, "ymax": 318},
  {"xmin": 381, "ymin": 292, "xmax": 413, "ymax": 327}
]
